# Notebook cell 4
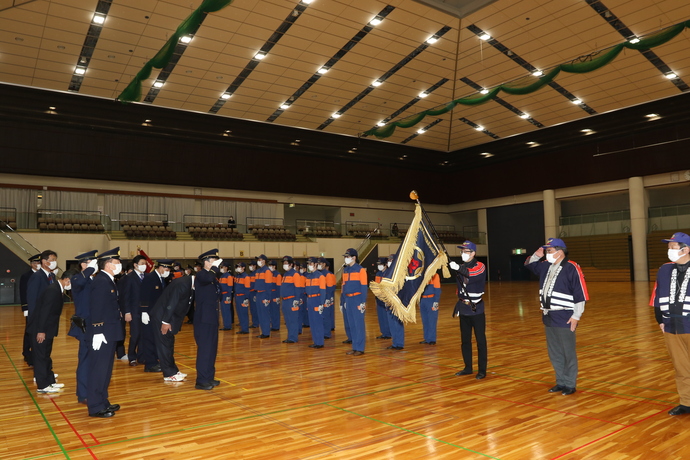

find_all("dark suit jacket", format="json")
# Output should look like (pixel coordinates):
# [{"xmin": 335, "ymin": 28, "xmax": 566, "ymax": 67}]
[
  {"xmin": 193, "ymin": 267, "xmax": 221, "ymax": 326},
  {"xmin": 68, "ymin": 267, "xmax": 95, "ymax": 339},
  {"xmin": 88, "ymin": 271, "xmax": 124, "ymax": 342},
  {"xmin": 27, "ymin": 282, "xmax": 64, "ymax": 338},
  {"xmin": 141, "ymin": 271, "xmax": 166, "ymax": 309},
  {"xmin": 27, "ymin": 268, "xmax": 51, "ymax": 316},
  {"xmin": 119, "ymin": 270, "xmax": 143, "ymax": 316},
  {"xmin": 19, "ymin": 269, "xmax": 36, "ymax": 311},
  {"xmin": 150, "ymin": 275, "xmax": 193, "ymax": 334}
]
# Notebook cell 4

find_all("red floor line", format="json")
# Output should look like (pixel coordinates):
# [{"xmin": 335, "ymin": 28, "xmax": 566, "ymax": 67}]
[
  {"xmin": 549, "ymin": 407, "xmax": 671, "ymax": 459},
  {"xmin": 50, "ymin": 399, "xmax": 99, "ymax": 459},
  {"xmin": 88, "ymin": 433, "xmax": 99, "ymax": 444}
]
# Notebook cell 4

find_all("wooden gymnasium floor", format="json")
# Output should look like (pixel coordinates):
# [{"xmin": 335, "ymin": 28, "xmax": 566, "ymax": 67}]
[{"xmin": 1, "ymin": 280, "xmax": 689, "ymax": 460}]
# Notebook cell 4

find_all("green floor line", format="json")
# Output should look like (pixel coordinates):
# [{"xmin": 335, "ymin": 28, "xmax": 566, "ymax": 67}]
[
  {"xmin": 324, "ymin": 402, "xmax": 502, "ymax": 459},
  {"xmin": 2, "ymin": 345, "xmax": 70, "ymax": 460}
]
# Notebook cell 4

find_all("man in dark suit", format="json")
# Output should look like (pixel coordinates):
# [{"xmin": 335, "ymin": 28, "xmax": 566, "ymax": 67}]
[
  {"xmin": 19, "ymin": 253, "xmax": 41, "ymax": 367},
  {"xmin": 151, "ymin": 274, "xmax": 194, "ymax": 382},
  {"xmin": 68, "ymin": 250, "xmax": 99, "ymax": 404},
  {"xmin": 194, "ymin": 249, "xmax": 222, "ymax": 390},
  {"xmin": 139, "ymin": 259, "xmax": 174, "ymax": 372},
  {"xmin": 27, "ymin": 249, "xmax": 58, "ymax": 324},
  {"xmin": 31, "ymin": 270, "xmax": 76, "ymax": 393},
  {"xmin": 87, "ymin": 247, "xmax": 124, "ymax": 418},
  {"xmin": 120, "ymin": 255, "xmax": 148, "ymax": 366}
]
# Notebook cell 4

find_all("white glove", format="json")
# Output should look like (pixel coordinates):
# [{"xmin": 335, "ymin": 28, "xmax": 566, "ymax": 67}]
[
  {"xmin": 212, "ymin": 258, "xmax": 223, "ymax": 267},
  {"xmin": 87, "ymin": 258, "xmax": 98, "ymax": 270},
  {"xmin": 24, "ymin": 310, "xmax": 28, "ymax": 317},
  {"xmin": 92, "ymin": 333, "xmax": 107, "ymax": 350},
  {"xmin": 449, "ymin": 261, "xmax": 460, "ymax": 271},
  {"xmin": 142, "ymin": 312, "xmax": 150, "ymax": 325}
]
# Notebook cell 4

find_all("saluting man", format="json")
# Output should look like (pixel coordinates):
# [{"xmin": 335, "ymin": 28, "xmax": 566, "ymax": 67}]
[
  {"xmin": 342, "ymin": 249, "xmax": 368, "ymax": 356},
  {"xmin": 193, "ymin": 249, "xmax": 223, "ymax": 390},
  {"xmin": 87, "ymin": 247, "xmax": 124, "ymax": 418}
]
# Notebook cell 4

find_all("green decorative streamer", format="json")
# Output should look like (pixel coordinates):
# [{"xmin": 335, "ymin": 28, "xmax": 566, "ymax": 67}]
[
  {"xmin": 364, "ymin": 20, "xmax": 690, "ymax": 139},
  {"xmin": 118, "ymin": 0, "xmax": 234, "ymax": 103}
]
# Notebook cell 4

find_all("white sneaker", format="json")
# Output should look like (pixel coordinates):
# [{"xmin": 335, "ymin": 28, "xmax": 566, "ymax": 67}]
[
  {"xmin": 33, "ymin": 373, "xmax": 59, "ymax": 383},
  {"xmin": 38, "ymin": 384, "xmax": 62, "ymax": 394},
  {"xmin": 120, "ymin": 354, "xmax": 129, "ymax": 362},
  {"xmin": 164, "ymin": 372, "xmax": 186, "ymax": 382},
  {"xmin": 51, "ymin": 382, "xmax": 65, "ymax": 388}
]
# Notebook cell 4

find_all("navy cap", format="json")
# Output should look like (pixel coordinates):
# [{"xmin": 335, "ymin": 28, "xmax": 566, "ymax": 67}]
[
  {"xmin": 388, "ymin": 254, "xmax": 396, "ymax": 261},
  {"xmin": 343, "ymin": 248, "xmax": 358, "ymax": 257},
  {"xmin": 294, "ymin": 262, "xmax": 304, "ymax": 269},
  {"xmin": 75, "ymin": 250, "xmax": 99, "ymax": 262},
  {"xmin": 662, "ymin": 232, "xmax": 690, "ymax": 246},
  {"xmin": 377, "ymin": 257, "xmax": 388, "ymax": 265},
  {"xmin": 199, "ymin": 248, "xmax": 219, "ymax": 260},
  {"xmin": 282, "ymin": 255, "xmax": 294, "ymax": 263},
  {"xmin": 98, "ymin": 247, "xmax": 121, "ymax": 260},
  {"xmin": 173, "ymin": 261, "xmax": 181, "ymax": 267},
  {"xmin": 248, "ymin": 260, "xmax": 257, "ymax": 266},
  {"xmin": 186, "ymin": 265, "xmax": 194, "ymax": 270},
  {"xmin": 317, "ymin": 257, "xmax": 327, "ymax": 264},
  {"xmin": 458, "ymin": 241, "xmax": 477, "ymax": 252},
  {"xmin": 307, "ymin": 256, "xmax": 319, "ymax": 264},
  {"xmin": 256, "ymin": 254, "xmax": 268, "ymax": 261},
  {"xmin": 268, "ymin": 260, "xmax": 277, "ymax": 266},
  {"xmin": 542, "ymin": 238, "xmax": 567, "ymax": 249},
  {"xmin": 157, "ymin": 259, "xmax": 175, "ymax": 268},
  {"xmin": 235, "ymin": 262, "xmax": 246, "ymax": 268},
  {"xmin": 28, "ymin": 253, "xmax": 42, "ymax": 263},
  {"xmin": 221, "ymin": 260, "xmax": 233, "ymax": 267}
]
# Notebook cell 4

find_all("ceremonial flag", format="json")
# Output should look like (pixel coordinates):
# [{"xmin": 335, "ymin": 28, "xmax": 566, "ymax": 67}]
[
  {"xmin": 370, "ymin": 203, "xmax": 450, "ymax": 323},
  {"xmin": 137, "ymin": 247, "xmax": 155, "ymax": 273}
]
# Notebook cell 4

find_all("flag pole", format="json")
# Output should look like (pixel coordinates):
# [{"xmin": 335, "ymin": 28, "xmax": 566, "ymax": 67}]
[{"xmin": 409, "ymin": 190, "xmax": 448, "ymax": 254}]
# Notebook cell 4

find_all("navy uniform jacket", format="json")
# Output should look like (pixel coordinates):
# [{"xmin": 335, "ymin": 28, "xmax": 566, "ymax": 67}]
[
  {"xmin": 27, "ymin": 269, "xmax": 52, "ymax": 316},
  {"xmin": 141, "ymin": 271, "xmax": 167, "ymax": 310},
  {"xmin": 19, "ymin": 269, "xmax": 36, "ymax": 313},
  {"xmin": 194, "ymin": 267, "xmax": 221, "ymax": 326},
  {"xmin": 27, "ymin": 282, "xmax": 65, "ymax": 338},
  {"xmin": 151, "ymin": 275, "xmax": 194, "ymax": 334},
  {"xmin": 88, "ymin": 271, "xmax": 124, "ymax": 342},
  {"xmin": 119, "ymin": 270, "xmax": 143, "ymax": 316},
  {"xmin": 68, "ymin": 267, "xmax": 95, "ymax": 339},
  {"xmin": 454, "ymin": 260, "xmax": 487, "ymax": 316}
]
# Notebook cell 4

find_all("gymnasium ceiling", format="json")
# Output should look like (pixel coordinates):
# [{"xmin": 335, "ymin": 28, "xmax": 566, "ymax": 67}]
[{"xmin": 1, "ymin": 0, "xmax": 690, "ymax": 154}]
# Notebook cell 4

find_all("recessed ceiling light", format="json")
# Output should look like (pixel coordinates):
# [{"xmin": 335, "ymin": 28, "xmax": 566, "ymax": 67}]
[
  {"xmin": 369, "ymin": 17, "xmax": 382, "ymax": 26},
  {"xmin": 480, "ymin": 88, "xmax": 489, "ymax": 94},
  {"xmin": 317, "ymin": 67, "xmax": 329, "ymax": 74},
  {"xmin": 571, "ymin": 98, "xmax": 582, "ymax": 104},
  {"xmin": 332, "ymin": 113, "xmax": 341, "ymax": 118},
  {"xmin": 153, "ymin": 81, "xmax": 164, "ymax": 88},
  {"xmin": 280, "ymin": 104, "xmax": 290, "ymax": 109},
  {"xmin": 180, "ymin": 35, "xmax": 192, "ymax": 44},
  {"xmin": 417, "ymin": 128, "xmax": 426, "ymax": 134},
  {"xmin": 520, "ymin": 113, "xmax": 529, "ymax": 119},
  {"xmin": 372, "ymin": 80, "xmax": 382, "ymax": 87},
  {"xmin": 92, "ymin": 14, "xmax": 105, "ymax": 24},
  {"xmin": 480, "ymin": 152, "xmax": 494, "ymax": 158},
  {"xmin": 225, "ymin": 130, "xmax": 232, "ymax": 133},
  {"xmin": 665, "ymin": 72, "xmax": 677, "ymax": 79},
  {"xmin": 74, "ymin": 67, "xmax": 86, "ymax": 75},
  {"xmin": 426, "ymin": 36, "xmax": 438, "ymax": 44},
  {"xmin": 221, "ymin": 93, "xmax": 231, "ymax": 100},
  {"xmin": 348, "ymin": 149, "xmax": 356, "ymax": 153},
  {"xmin": 254, "ymin": 52, "xmax": 266, "ymax": 60},
  {"xmin": 376, "ymin": 122, "xmax": 385, "ymax": 127},
  {"xmin": 301, "ymin": 0, "xmax": 313, "ymax": 4},
  {"xmin": 645, "ymin": 113, "xmax": 659, "ymax": 118},
  {"xmin": 581, "ymin": 128, "xmax": 592, "ymax": 132},
  {"xmin": 526, "ymin": 141, "xmax": 536, "ymax": 145},
  {"xmin": 479, "ymin": 33, "xmax": 491, "ymax": 41},
  {"xmin": 418, "ymin": 92, "xmax": 428, "ymax": 98},
  {"xmin": 629, "ymin": 37, "xmax": 640, "ymax": 44},
  {"xmin": 475, "ymin": 126, "xmax": 484, "ymax": 131},
  {"xmin": 532, "ymin": 70, "xmax": 543, "ymax": 77},
  {"xmin": 48, "ymin": 106, "xmax": 56, "ymax": 110},
  {"xmin": 145, "ymin": 119, "xmax": 152, "ymax": 123}
]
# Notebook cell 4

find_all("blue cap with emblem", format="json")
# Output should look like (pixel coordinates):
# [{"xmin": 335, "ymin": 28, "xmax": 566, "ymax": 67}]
[
  {"xmin": 458, "ymin": 241, "xmax": 477, "ymax": 252},
  {"xmin": 542, "ymin": 238, "xmax": 566, "ymax": 249},
  {"xmin": 662, "ymin": 232, "xmax": 690, "ymax": 245},
  {"xmin": 343, "ymin": 248, "xmax": 358, "ymax": 257},
  {"xmin": 377, "ymin": 257, "xmax": 388, "ymax": 265},
  {"xmin": 98, "ymin": 247, "xmax": 121, "ymax": 260},
  {"xmin": 198, "ymin": 248, "xmax": 219, "ymax": 260},
  {"xmin": 307, "ymin": 256, "xmax": 319, "ymax": 264},
  {"xmin": 282, "ymin": 255, "xmax": 294, "ymax": 263},
  {"xmin": 235, "ymin": 262, "xmax": 246, "ymax": 268},
  {"xmin": 75, "ymin": 250, "xmax": 98, "ymax": 262},
  {"xmin": 256, "ymin": 254, "xmax": 268, "ymax": 261}
]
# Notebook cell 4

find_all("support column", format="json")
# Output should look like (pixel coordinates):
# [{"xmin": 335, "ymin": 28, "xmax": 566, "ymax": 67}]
[
  {"xmin": 629, "ymin": 176, "xmax": 649, "ymax": 281},
  {"xmin": 543, "ymin": 189, "xmax": 560, "ymax": 239},
  {"xmin": 477, "ymin": 208, "xmax": 488, "ymax": 245}
]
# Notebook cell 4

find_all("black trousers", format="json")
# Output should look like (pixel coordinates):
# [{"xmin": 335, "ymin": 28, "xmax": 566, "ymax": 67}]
[
  {"xmin": 127, "ymin": 314, "xmax": 141, "ymax": 362},
  {"xmin": 31, "ymin": 335, "xmax": 56, "ymax": 389},
  {"xmin": 459, "ymin": 313, "xmax": 487, "ymax": 373},
  {"xmin": 155, "ymin": 329, "xmax": 179, "ymax": 378},
  {"xmin": 87, "ymin": 340, "xmax": 116, "ymax": 415},
  {"xmin": 23, "ymin": 317, "xmax": 33, "ymax": 365}
]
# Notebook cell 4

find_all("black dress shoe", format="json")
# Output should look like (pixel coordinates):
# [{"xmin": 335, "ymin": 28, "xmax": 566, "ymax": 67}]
[
  {"xmin": 78, "ymin": 398, "xmax": 88, "ymax": 405},
  {"xmin": 428, "ymin": 341, "xmax": 436, "ymax": 345},
  {"xmin": 129, "ymin": 361, "xmax": 138, "ymax": 366},
  {"xmin": 256, "ymin": 334, "xmax": 270, "ymax": 338},
  {"xmin": 668, "ymin": 405, "xmax": 690, "ymax": 416},
  {"xmin": 308, "ymin": 344, "xmax": 324, "ymax": 348},
  {"xmin": 352, "ymin": 351, "xmax": 364, "ymax": 356},
  {"xmin": 386, "ymin": 346, "xmax": 404, "ymax": 350},
  {"xmin": 324, "ymin": 336, "xmax": 331, "ymax": 339},
  {"xmin": 236, "ymin": 331, "xmax": 249, "ymax": 334},
  {"xmin": 476, "ymin": 373, "xmax": 486, "ymax": 380},
  {"xmin": 195, "ymin": 383, "xmax": 213, "ymax": 390},
  {"xmin": 331, "ymin": 328, "xmax": 335, "ymax": 331},
  {"xmin": 419, "ymin": 341, "xmax": 428, "ymax": 344},
  {"xmin": 90, "ymin": 409, "xmax": 115, "ymax": 418},
  {"xmin": 455, "ymin": 369, "xmax": 473, "ymax": 376},
  {"xmin": 107, "ymin": 404, "xmax": 120, "ymax": 412},
  {"xmin": 282, "ymin": 340, "xmax": 296, "ymax": 343},
  {"xmin": 548, "ymin": 385, "xmax": 565, "ymax": 393},
  {"xmin": 219, "ymin": 327, "xmax": 232, "ymax": 331},
  {"xmin": 145, "ymin": 365, "xmax": 162, "ymax": 372},
  {"xmin": 342, "ymin": 339, "xmax": 352, "ymax": 344},
  {"xmin": 561, "ymin": 387, "xmax": 577, "ymax": 395},
  {"xmin": 210, "ymin": 380, "xmax": 220, "ymax": 387},
  {"xmin": 270, "ymin": 328, "xmax": 280, "ymax": 331},
  {"xmin": 302, "ymin": 324, "xmax": 310, "ymax": 328},
  {"xmin": 250, "ymin": 325, "xmax": 258, "ymax": 328},
  {"xmin": 376, "ymin": 335, "xmax": 388, "ymax": 339}
]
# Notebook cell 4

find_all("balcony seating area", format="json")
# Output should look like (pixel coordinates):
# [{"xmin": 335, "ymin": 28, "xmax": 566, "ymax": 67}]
[
  {"xmin": 185, "ymin": 222, "xmax": 243, "ymax": 240},
  {"xmin": 122, "ymin": 220, "xmax": 176, "ymax": 239},
  {"xmin": 249, "ymin": 225, "xmax": 295, "ymax": 241},
  {"xmin": 38, "ymin": 216, "xmax": 104, "ymax": 232}
]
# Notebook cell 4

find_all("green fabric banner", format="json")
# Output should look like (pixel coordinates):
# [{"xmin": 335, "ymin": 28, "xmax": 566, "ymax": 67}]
[{"xmin": 364, "ymin": 20, "xmax": 690, "ymax": 139}]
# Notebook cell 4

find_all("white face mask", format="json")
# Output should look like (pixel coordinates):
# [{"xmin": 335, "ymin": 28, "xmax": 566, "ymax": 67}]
[
  {"xmin": 249, "ymin": 266, "xmax": 256, "ymax": 272},
  {"xmin": 668, "ymin": 248, "xmax": 686, "ymax": 262},
  {"xmin": 194, "ymin": 267, "xmax": 200, "ymax": 272},
  {"xmin": 63, "ymin": 283, "xmax": 72, "ymax": 291},
  {"xmin": 48, "ymin": 260, "xmax": 57, "ymax": 270},
  {"xmin": 220, "ymin": 267, "xmax": 227, "ymax": 274},
  {"xmin": 299, "ymin": 268, "xmax": 306, "ymax": 274},
  {"xmin": 461, "ymin": 253, "xmax": 472, "ymax": 263},
  {"xmin": 161, "ymin": 270, "xmax": 170, "ymax": 278},
  {"xmin": 546, "ymin": 252, "xmax": 559, "ymax": 264},
  {"xmin": 317, "ymin": 264, "xmax": 323, "ymax": 271},
  {"xmin": 112, "ymin": 263, "xmax": 122, "ymax": 276},
  {"xmin": 235, "ymin": 267, "xmax": 244, "ymax": 273},
  {"xmin": 344, "ymin": 257, "xmax": 353, "ymax": 265},
  {"xmin": 307, "ymin": 265, "xmax": 315, "ymax": 273},
  {"xmin": 257, "ymin": 260, "xmax": 265, "ymax": 268},
  {"xmin": 387, "ymin": 261, "xmax": 392, "ymax": 267},
  {"xmin": 377, "ymin": 264, "xmax": 385, "ymax": 271},
  {"xmin": 137, "ymin": 263, "xmax": 147, "ymax": 273},
  {"xmin": 283, "ymin": 264, "xmax": 290, "ymax": 271}
]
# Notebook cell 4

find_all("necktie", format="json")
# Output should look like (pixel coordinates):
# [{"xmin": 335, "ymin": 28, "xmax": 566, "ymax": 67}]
[
  {"xmin": 140, "ymin": 273, "xmax": 144, "ymax": 280},
  {"xmin": 48, "ymin": 273, "xmax": 55, "ymax": 284}
]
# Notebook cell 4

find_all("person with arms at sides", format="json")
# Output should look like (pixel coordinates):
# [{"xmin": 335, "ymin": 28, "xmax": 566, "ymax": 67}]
[
  {"xmin": 219, "ymin": 260, "xmax": 234, "ymax": 331},
  {"xmin": 194, "ymin": 249, "xmax": 222, "ymax": 390},
  {"xmin": 296, "ymin": 262, "xmax": 310, "ymax": 332},
  {"xmin": 374, "ymin": 257, "xmax": 392, "ymax": 341},
  {"xmin": 31, "ymin": 270, "xmax": 76, "ymax": 393},
  {"xmin": 233, "ymin": 262, "xmax": 251, "ymax": 334},
  {"xmin": 87, "ymin": 248, "xmax": 124, "ymax": 418},
  {"xmin": 420, "ymin": 270, "xmax": 441, "ymax": 346},
  {"xmin": 139, "ymin": 259, "xmax": 174, "ymax": 372},
  {"xmin": 151, "ymin": 273, "xmax": 194, "ymax": 382},
  {"xmin": 525, "ymin": 238, "xmax": 588, "ymax": 395},
  {"xmin": 342, "ymin": 249, "xmax": 368, "ymax": 356},
  {"xmin": 120, "ymin": 255, "xmax": 147, "ymax": 366},
  {"xmin": 303, "ymin": 257, "xmax": 326, "ymax": 349},
  {"xmin": 114, "ymin": 263, "xmax": 132, "ymax": 361},
  {"xmin": 20, "ymin": 253, "xmax": 41, "ymax": 367},
  {"xmin": 253, "ymin": 255, "xmax": 273, "ymax": 338},
  {"xmin": 318, "ymin": 257, "xmax": 336, "ymax": 337},
  {"xmin": 650, "ymin": 232, "xmax": 690, "ymax": 415},
  {"xmin": 247, "ymin": 260, "xmax": 259, "ymax": 329},
  {"xmin": 280, "ymin": 256, "xmax": 304, "ymax": 344},
  {"xmin": 268, "ymin": 260, "xmax": 282, "ymax": 332},
  {"xmin": 69, "ymin": 250, "xmax": 99, "ymax": 404}
]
